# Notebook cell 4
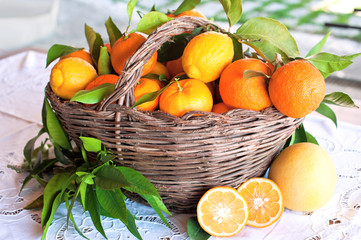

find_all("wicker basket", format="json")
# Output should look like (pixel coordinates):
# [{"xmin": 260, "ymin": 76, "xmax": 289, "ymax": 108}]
[{"xmin": 45, "ymin": 16, "xmax": 303, "ymax": 213}]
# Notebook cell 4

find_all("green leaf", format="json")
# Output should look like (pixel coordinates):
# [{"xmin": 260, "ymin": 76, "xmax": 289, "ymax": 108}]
[
  {"xmin": 96, "ymin": 187, "xmax": 127, "ymax": 224},
  {"xmin": 236, "ymin": 17, "xmax": 299, "ymax": 62},
  {"xmin": 158, "ymin": 33, "xmax": 192, "ymax": 62},
  {"xmin": 24, "ymin": 195, "xmax": 44, "ymax": 210},
  {"xmin": 42, "ymin": 96, "xmax": 48, "ymax": 132},
  {"xmin": 46, "ymin": 44, "xmax": 83, "ymax": 67},
  {"xmin": 80, "ymin": 136, "xmax": 102, "ymax": 153},
  {"xmin": 136, "ymin": 11, "xmax": 173, "ymax": 35},
  {"xmin": 23, "ymin": 128, "xmax": 45, "ymax": 168},
  {"xmin": 79, "ymin": 181, "xmax": 88, "ymax": 210},
  {"xmin": 229, "ymin": 34, "xmax": 243, "ymax": 61},
  {"xmin": 141, "ymin": 194, "xmax": 171, "ymax": 228},
  {"xmin": 322, "ymin": 92, "xmax": 359, "ymax": 108},
  {"xmin": 243, "ymin": 70, "xmax": 269, "ymax": 79},
  {"xmin": 31, "ymin": 174, "xmax": 48, "ymax": 187},
  {"xmin": 316, "ymin": 102, "xmax": 337, "ymax": 127},
  {"xmin": 54, "ymin": 146, "xmax": 69, "ymax": 165},
  {"xmin": 306, "ymin": 52, "xmax": 358, "ymax": 78},
  {"xmin": 174, "ymin": 0, "xmax": 201, "ymax": 15},
  {"xmin": 85, "ymin": 24, "xmax": 104, "ymax": 68},
  {"xmin": 219, "ymin": 0, "xmax": 243, "ymax": 27},
  {"xmin": 41, "ymin": 173, "xmax": 72, "ymax": 228},
  {"xmin": 41, "ymin": 193, "xmax": 63, "ymax": 240},
  {"xmin": 86, "ymin": 185, "xmax": 107, "ymax": 239},
  {"xmin": 132, "ymin": 80, "xmax": 173, "ymax": 109},
  {"xmin": 98, "ymin": 46, "xmax": 112, "ymax": 75},
  {"xmin": 99, "ymin": 151, "xmax": 117, "ymax": 163},
  {"xmin": 94, "ymin": 165, "xmax": 131, "ymax": 190},
  {"xmin": 187, "ymin": 216, "xmax": 211, "ymax": 240},
  {"xmin": 306, "ymin": 31, "xmax": 331, "ymax": 57},
  {"xmin": 305, "ymin": 131, "xmax": 319, "ymax": 145},
  {"xmin": 45, "ymin": 98, "xmax": 71, "ymax": 150},
  {"xmin": 64, "ymin": 193, "xmax": 89, "ymax": 240},
  {"xmin": 105, "ymin": 17, "xmax": 123, "ymax": 47},
  {"xmin": 66, "ymin": 183, "xmax": 81, "ymax": 227},
  {"xmin": 125, "ymin": 210, "xmax": 142, "ymax": 240},
  {"xmin": 117, "ymin": 166, "xmax": 160, "ymax": 198},
  {"xmin": 127, "ymin": 0, "xmax": 137, "ymax": 32},
  {"xmin": 70, "ymin": 83, "xmax": 115, "ymax": 104}
]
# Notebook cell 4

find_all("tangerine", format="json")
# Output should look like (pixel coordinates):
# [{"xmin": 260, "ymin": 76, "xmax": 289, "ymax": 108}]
[
  {"xmin": 134, "ymin": 78, "xmax": 164, "ymax": 111},
  {"xmin": 85, "ymin": 74, "xmax": 119, "ymax": 90},
  {"xmin": 60, "ymin": 49, "xmax": 94, "ymax": 66}
]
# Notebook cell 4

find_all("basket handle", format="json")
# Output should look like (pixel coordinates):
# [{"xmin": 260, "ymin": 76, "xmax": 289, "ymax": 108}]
[{"xmin": 97, "ymin": 16, "xmax": 217, "ymax": 111}]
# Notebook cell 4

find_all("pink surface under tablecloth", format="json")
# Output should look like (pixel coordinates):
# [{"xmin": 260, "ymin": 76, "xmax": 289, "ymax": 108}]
[{"xmin": 0, "ymin": 51, "xmax": 361, "ymax": 240}]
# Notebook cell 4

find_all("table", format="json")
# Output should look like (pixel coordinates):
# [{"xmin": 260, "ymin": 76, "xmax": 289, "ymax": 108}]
[{"xmin": 0, "ymin": 51, "xmax": 361, "ymax": 239}]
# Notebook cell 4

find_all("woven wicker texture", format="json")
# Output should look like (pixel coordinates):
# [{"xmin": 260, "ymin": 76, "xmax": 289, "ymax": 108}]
[{"xmin": 46, "ymin": 16, "xmax": 303, "ymax": 213}]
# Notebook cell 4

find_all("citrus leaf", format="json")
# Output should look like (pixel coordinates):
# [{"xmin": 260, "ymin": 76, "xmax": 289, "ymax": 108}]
[
  {"xmin": 42, "ymin": 96, "xmax": 48, "ymax": 132},
  {"xmin": 105, "ymin": 16, "xmax": 123, "ymax": 47},
  {"xmin": 54, "ymin": 146, "xmax": 69, "ymax": 165},
  {"xmin": 174, "ymin": 0, "xmax": 201, "ymax": 15},
  {"xmin": 236, "ymin": 17, "xmax": 299, "ymax": 62},
  {"xmin": 141, "ymin": 194, "xmax": 171, "ymax": 228},
  {"xmin": 86, "ymin": 185, "xmax": 107, "ymax": 239},
  {"xmin": 96, "ymin": 187, "xmax": 128, "ymax": 224},
  {"xmin": 117, "ymin": 166, "xmax": 160, "ymax": 198},
  {"xmin": 306, "ymin": 52, "xmax": 356, "ymax": 77},
  {"xmin": 322, "ymin": 92, "xmax": 359, "ymax": 108},
  {"xmin": 306, "ymin": 31, "xmax": 331, "ymax": 57},
  {"xmin": 127, "ymin": 0, "xmax": 137, "ymax": 32},
  {"xmin": 219, "ymin": 0, "xmax": 242, "ymax": 27},
  {"xmin": 305, "ymin": 131, "xmax": 319, "ymax": 145},
  {"xmin": 136, "ymin": 11, "xmax": 173, "ymax": 35},
  {"xmin": 24, "ymin": 194, "xmax": 44, "ymax": 210},
  {"xmin": 316, "ymin": 102, "xmax": 337, "ymax": 127},
  {"xmin": 23, "ymin": 128, "xmax": 45, "ymax": 168},
  {"xmin": 132, "ymin": 80, "xmax": 173, "ymax": 109},
  {"xmin": 158, "ymin": 33, "xmax": 192, "ymax": 62},
  {"xmin": 64, "ymin": 194, "xmax": 89, "ymax": 240},
  {"xmin": 85, "ymin": 24, "xmax": 104, "ymax": 68},
  {"xmin": 41, "ymin": 173, "xmax": 72, "ymax": 228},
  {"xmin": 45, "ymin": 99, "xmax": 71, "ymax": 150},
  {"xmin": 80, "ymin": 136, "xmax": 102, "ymax": 153},
  {"xmin": 293, "ymin": 124, "xmax": 307, "ymax": 144},
  {"xmin": 79, "ymin": 181, "xmax": 88, "ymax": 210},
  {"xmin": 31, "ymin": 174, "xmax": 48, "ymax": 187},
  {"xmin": 243, "ymin": 70, "xmax": 269, "ymax": 79},
  {"xmin": 187, "ymin": 216, "xmax": 211, "ymax": 240},
  {"xmin": 66, "ymin": 183, "xmax": 81, "ymax": 227},
  {"xmin": 46, "ymin": 44, "xmax": 83, "ymax": 67},
  {"xmin": 94, "ymin": 165, "xmax": 131, "ymax": 190},
  {"xmin": 70, "ymin": 83, "xmax": 115, "ymax": 104},
  {"xmin": 98, "ymin": 46, "xmax": 112, "ymax": 75},
  {"xmin": 229, "ymin": 33, "xmax": 243, "ymax": 61},
  {"xmin": 41, "ymin": 192, "xmax": 63, "ymax": 240},
  {"xmin": 125, "ymin": 210, "xmax": 142, "ymax": 240}
]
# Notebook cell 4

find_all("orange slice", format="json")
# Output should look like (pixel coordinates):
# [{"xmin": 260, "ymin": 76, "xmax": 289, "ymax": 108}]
[
  {"xmin": 197, "ymin": 186, "xmax": 249, "ymax": 237},
  {"xmin": 237, "ymin": 177, "xmax": 284, "ymax": 228}
]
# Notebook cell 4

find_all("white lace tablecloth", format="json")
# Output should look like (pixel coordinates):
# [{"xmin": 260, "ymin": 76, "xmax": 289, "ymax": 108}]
[{"xmin": 0, "ymin": 51, "xmax": 361, "ymax": 240}]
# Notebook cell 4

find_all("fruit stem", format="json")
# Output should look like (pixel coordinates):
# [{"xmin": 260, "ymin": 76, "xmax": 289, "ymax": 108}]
[{"xmin": 175, "ymin": 78, "xmax": 183, "ymax": 91}]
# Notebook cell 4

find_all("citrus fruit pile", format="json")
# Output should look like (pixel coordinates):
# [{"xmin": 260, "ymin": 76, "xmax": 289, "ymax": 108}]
[{"xmin": 48, "ymin": 7, "xmax": 326, "ymax": 119}]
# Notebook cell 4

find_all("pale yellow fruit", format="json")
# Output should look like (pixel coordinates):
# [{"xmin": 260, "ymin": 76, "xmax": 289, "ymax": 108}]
[
  {"xmin": 182, "ymin": 32, "xmax": 234, "ymax": 83},
  {"xmin": 50, "ymin": 57, "xmax": 98, "ymax": 100},
  {"xmin": 268, "ymin": 142, "xmax": 337, "ymax": 212}
]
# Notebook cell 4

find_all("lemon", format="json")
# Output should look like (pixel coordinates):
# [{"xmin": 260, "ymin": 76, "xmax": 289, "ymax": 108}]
[
  {"xmin": 268, "ymin": 142, "xmax": 337, "ymax": 212},
  {"xmin": 182, "ymin": 32, "xmax": 234, "ymax": 83},
  {"xmin": 50, "ymin": 57, "xmax": 98, "ymax": 100}
]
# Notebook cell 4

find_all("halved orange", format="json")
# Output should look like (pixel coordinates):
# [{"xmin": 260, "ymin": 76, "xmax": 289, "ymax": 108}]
[
  {"xmin": 197, "ymin": 186, "xmax": 249, "ymax": 237},
  {"xmin": 237, "ymin": 177, "xmax": 284, "ymax": 228}
]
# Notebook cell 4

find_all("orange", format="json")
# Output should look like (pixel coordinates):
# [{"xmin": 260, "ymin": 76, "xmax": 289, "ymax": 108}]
[
  {"xmin": 212, "ymin": 102, "xmax": 234, "ymax": 114},
  {"xmin": 197, "ymin": 186, "xmax": 249, "ymax": 237},
  {"xmin": 149, "ymin": 62, "xmax": 170, "ymax": 79},
  {"xmin": 268, "ymin": 60, "xmax": 325, "ymax": 118},
  {"xmin": 104, "ymin": 43, "xmax": 111, "ymax": 54},
  {"xmin": 182, "ymin": 32, "xmax": 234, "ymax": 83},
  {"xmin": 237, "ymin": 178, "xmax": 284, "ymax": 228},
  {"xmin": 168, "ymin": 9, "xmax": 207, "ymax": 19},
  {"xmin": 60, "ymin": 49, "xmax": 94, "ymax": 66},
  {"xmin": 219, "ymin": 58, "xmax": 272, "ymax": 111},
  {"xmin": 166, "ymin": 57, "xmax": 184, "ymax": 78},
  {"xmin": 111, "ymin": 33, "xmax": 157, "ymax": 76},
  {"xmin": 85, "ymin": 74, "xmax": 119, "ymax": 90},
  {"xmin": 159, "ymin": 79, "xmax": 213, "ymax": 117},
  {"xmin": 134, "ymin": 78, "xmax": 164, "ymax": 111},
  {"xmin": 50, "ymin": 57, "xmax": 98, "ymax": 100}
]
